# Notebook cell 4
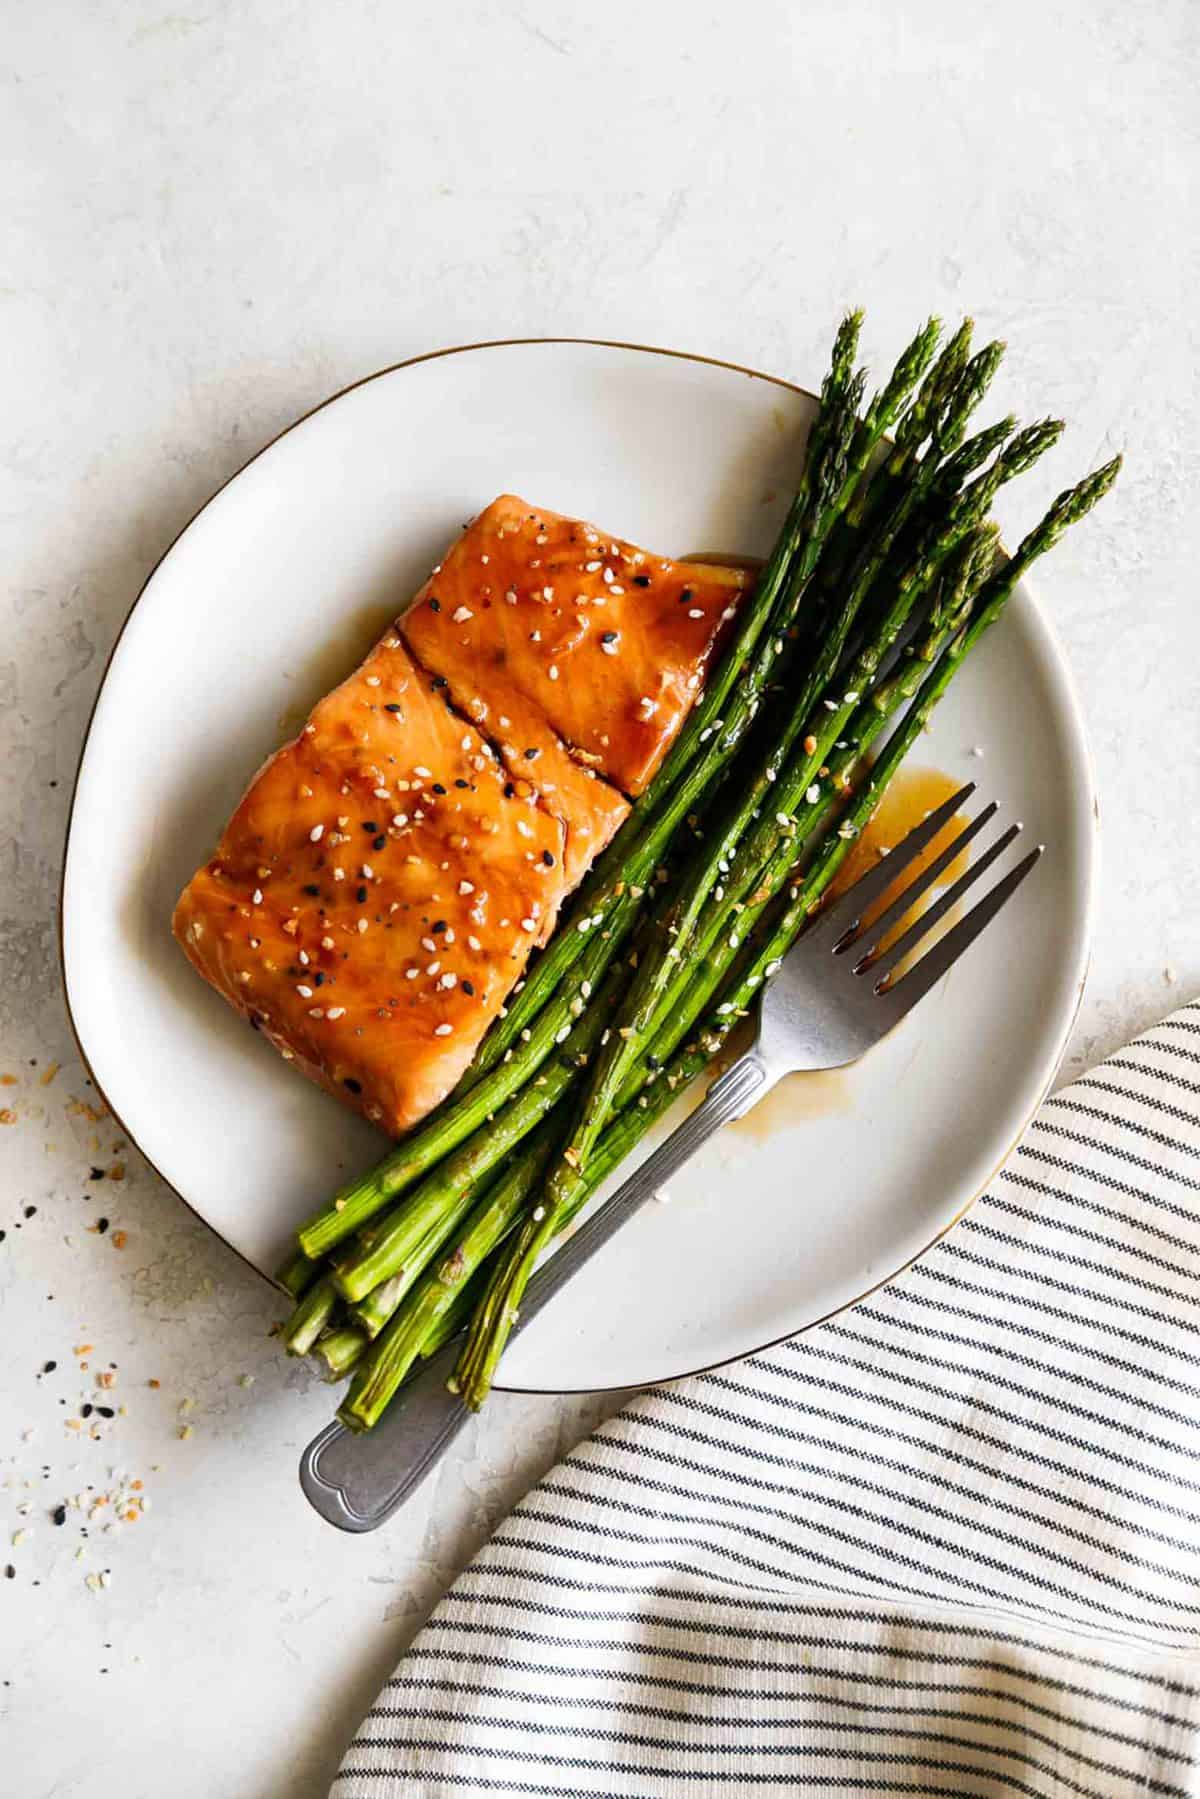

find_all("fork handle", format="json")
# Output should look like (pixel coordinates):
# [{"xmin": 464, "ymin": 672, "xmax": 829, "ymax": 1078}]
[{"xmin": 298, "ymin": 1049, "xmax": 773, "ymax": 1532}]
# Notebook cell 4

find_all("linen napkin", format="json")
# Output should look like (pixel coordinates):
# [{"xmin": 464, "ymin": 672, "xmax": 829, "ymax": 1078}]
[{"xmin": 335, "ymin": 999, "xmax": 1200, "ymax": 1796}]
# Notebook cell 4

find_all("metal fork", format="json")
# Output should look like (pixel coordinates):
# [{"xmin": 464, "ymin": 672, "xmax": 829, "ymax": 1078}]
[{"xmin": 300, "ymin": 781, "xmax": 1040, "ymax": 1530}]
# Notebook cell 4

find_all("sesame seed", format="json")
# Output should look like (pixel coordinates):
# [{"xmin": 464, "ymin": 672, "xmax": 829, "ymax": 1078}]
[
  {"xmin": 308, "ymin": 1006, "xmax": 324, "ymax": 1018},
  {"xmin": 602, "ymin": 567, "xmax": 614, "ymax": 583},
  {"xmin": 823, "ymin": 698, "xmax": 838, "ymax": 711},
  {"xmin": 357, "ymin": 918, "xmax": 368, "ymax": 934},
  {"xmin": 452, "ymin": 606, "xmax": 473, "ymax": 623},
  {"xmin": 548, "ymin": 664, "xmax": 559, "ymax": 680},
  {"xmin": 844, "ymin": 691, "xmax": 859, "ymax": 704},
  {"xmin": 688, "ymin": 607, "xmax": 704, "ymax": 619},
  {"xmin": 365, "ymin": 675, "xmax": 380, "ymax": 687},
  {"xmin": 373, "ymin": 788, "xmax": 390, "ymax": 800},
  {"xmin": 438, "ymin": 973, "xmax": 457, "ymax": 990},
  {"xmin": 406, "ymin": 967, "xmax": 419, "ymax": 979},
  {"xmin": 467, "ymin": 934, "xmax": 482, "ymax": 951},
  {"xmin": 326, "ymin": 1007, "xmax": 345, "ymax": 1020},
  {"xmin": 309, "ymin": 824, "xmax": 324, "ymax": 842},
  {"xmin": 414, "ymin": 765, "xmax": 432, "ymax": 779},
  {"xmin": 520, "ymin": 917, "xmax": 537, "ymax": 933},
  {"xmin": 425, "ymin": 961, "xmax": 440, "ymax": 976},
  {"xmin": 806, "ymin": 783, "xmax": 821, "ymax": 804},
  {"xmin": 392, "ymin": 813, "xmax": 409, "ymax": 828},
  {"xmin": 435, "ymin": 1023, "xmax": 453, "ymax": 1036},
  {"xmin": 252, "ymin": 888, "xmax": 263, "ymax": 904},
  {"xmin": 295, "ymin": 984, "xmax": 313, "ymax": 998}
]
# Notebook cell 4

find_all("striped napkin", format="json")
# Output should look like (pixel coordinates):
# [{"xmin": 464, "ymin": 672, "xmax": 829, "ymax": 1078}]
[{"xmin": 334, "ymin": 1000, "xmax": 1200, "ymax": 1796}]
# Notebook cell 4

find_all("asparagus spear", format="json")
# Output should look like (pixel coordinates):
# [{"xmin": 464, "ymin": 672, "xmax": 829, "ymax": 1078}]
[
  {"xmin": 312, "ymin": 1327, "xmax": 368, "ymax": 1382},
  {"xmin": 452, "ymin": 457, "xmax": 1120, "ymax": 1409},
  {"xmin": 293, "ymin": 324, "xmax": 870, "ymax": 1263},
  {"xmin": 275, "ymin": 1247, "xmax": 318, "ymax": 1300},
  {"xmin": 282, "ymin": 1275, "xmax": 339, "ymax": 1358}
]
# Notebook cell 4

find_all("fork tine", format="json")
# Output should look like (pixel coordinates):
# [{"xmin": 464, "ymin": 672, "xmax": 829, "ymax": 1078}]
[
  {"xmin": 876, "ymin": 844, "xmax": 1043, "ymax": 1022},
  {"xmin": 806, "ymin": 782, "xmax": 977, "ymax": 946},
  {"xmin": 858, "ymin": 820, "xmax": 1022, "ymax": 981},
  {"xmin": 843, "ymin": 802, "xmax": 999, "ymax": 959}
]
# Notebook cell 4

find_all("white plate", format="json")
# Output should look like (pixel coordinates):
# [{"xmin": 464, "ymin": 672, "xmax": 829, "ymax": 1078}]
[{"xmin": 62, "ymin": 339, "xmax": 1095, "ymax": 1393}]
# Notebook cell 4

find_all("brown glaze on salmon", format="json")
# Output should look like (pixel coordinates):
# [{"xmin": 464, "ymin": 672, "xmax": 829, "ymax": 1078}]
[
  {"xmin": 174, "ymin": 496, "xmax": 749, "ymax": 1137},
  {"xmin": 403, "ymin": 495, "xmax": 747, "ymax": 799}
]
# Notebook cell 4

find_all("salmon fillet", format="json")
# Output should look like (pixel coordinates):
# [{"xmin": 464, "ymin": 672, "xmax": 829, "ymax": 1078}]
[
  {"xmin": 174, "ymin": 496, "xmax": 748, "ymax": 1137},
  {"xmin": 403, "ymin": 495, "xmax": 747, "ymax": 802}
]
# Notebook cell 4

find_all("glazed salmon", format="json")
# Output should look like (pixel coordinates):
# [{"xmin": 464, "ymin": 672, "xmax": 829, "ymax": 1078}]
[
  {"xmin": 174, "ymin": 497, "xmax": 748, "ymax": 1137},
  {"xmin": 403, "ymin": 495, "xmax": 747, "ymax": 802}
]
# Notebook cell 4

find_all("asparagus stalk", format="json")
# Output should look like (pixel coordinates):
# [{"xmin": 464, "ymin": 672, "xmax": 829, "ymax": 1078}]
[
  {"xmin": 293, "ymin": 324, "xmax": 869, "ymax": 1263},
  {"xmin": 275, "ymin": 1247, "xmax": 318, "ymax": 1300},
  {"xmin": 452, "ymin": 457, "xmax": 1120, "ymax": 1409},
  {"xmin": 312, "ymin": 1327, "xmax": 368, "ymax": 1382},
  {"xmin": 282, "ymin": 1275, "xmax": 339, "ymax": 1357}
]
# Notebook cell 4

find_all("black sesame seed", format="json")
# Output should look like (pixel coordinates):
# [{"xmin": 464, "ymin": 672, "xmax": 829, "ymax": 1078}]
[
  {"xmin": 343, "ymin": 1077, "xmax": 363, "ymax": 1094},
  {"xmin": 4, "ymin": 1565, "xmax": 14, "ymax": 1579},
  {"xmin": 385, "ymin": 702, "xmax": 402, "ymax": 713},
  {"xmin": 601, "ymin": 631, "xmax": 618, "ymax": 644},
  {"xmin": 89, "ymin": 1166, "xmax": 106, "ymax": 1181},
  {"xmin": 96, "ymin": 1406, "xmax": 115, "ymax": 1419},
  {"xmin": 42, "ymin": 1361, "xmax": 56, "ymax": 1375},
  {"xmin": 523, "ymin": 748, "xmax": 540, "ymax": 761},
  {"xmin": 431, "ymin": 783, "xmax": 446, "ymax": 795},
  {"xmin": 632, "ymin": 574, "xmax": 651, "ymax": 587},
  {"xmin": 680, "ymin": 587, "xmax": 693, "ymax": 603},
  {"xmin": 428, "ymin": 596, "xmax": 441, "ymax": 611},
  {"xmin": 432, "ymin": 676, "xmax": 448, "ymax": 691},
  {"xmin": 97, "ymin": 1218, "xmax": 109, "ymax": 1234},
  {"xmin": 373, "ymin": 834, "xmax": 387, "ymax": 850},
  {"xmin": 81, "ymin": 1403, "xmax": 93, "ymax": 1418},
  {"xmin": 454, "ymin": 778, "xmax": 468, "ymax": 789},
  {"xmin": 432, "ymin": 920, "xmax": 447, "ymax": 934},
  {"xmin": 504, "ymin": 783, "xmax": 516, "ymax": 798},
  {"xmin": 52, "ymin": 1505, "xmax": 66, "ymax": 1527},
  {"xmin": 356, "ymin": 886, "xmax": 368, "ymax": 903},
  {"xmin": 24, "ymin": 1205, "xmax": 36, "ymax": 1219},
  {"xmin": 361, "ymin": 821, "xmax": 377, "ymax": 833},
  {"xmin": 303, "ymin": 883, "xmax": 320, "ymax": 896},
  {"xmin": 542, "ymin": 850, "xmax": 555, "ymax": 866},
  {"xmin": 313, "ymin": 973, "xmax": 325, "ymax": 987},
  {"xmin": 461, "ymin": 979, "xmax": 475, "ymax": 996}
]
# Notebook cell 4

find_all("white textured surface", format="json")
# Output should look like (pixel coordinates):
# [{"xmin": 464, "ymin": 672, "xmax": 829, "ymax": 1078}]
[{"xmin": 2, "ymin": 3, "xmax": 1197, "ymax": 1795}]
